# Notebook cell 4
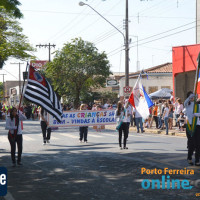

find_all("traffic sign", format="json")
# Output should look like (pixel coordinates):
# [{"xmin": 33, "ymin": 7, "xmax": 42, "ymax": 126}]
[
  {"xmin": 123, "ymin": 86, "xmax": 133, "ymax": 96},
  {"xmin": 106, "ymin": 79, "xmax": 118, "ymax": 87}
]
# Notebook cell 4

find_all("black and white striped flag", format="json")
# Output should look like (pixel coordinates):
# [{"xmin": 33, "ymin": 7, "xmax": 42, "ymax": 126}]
[{"xmin": 24, "ymin": 65, "xmax": 62, "ymax": 122}]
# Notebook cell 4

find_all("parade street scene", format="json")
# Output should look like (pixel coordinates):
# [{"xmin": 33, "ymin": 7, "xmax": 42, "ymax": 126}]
[{"xmin": 0, "ymin": 0, "xmax": 200, "ymax": 200}]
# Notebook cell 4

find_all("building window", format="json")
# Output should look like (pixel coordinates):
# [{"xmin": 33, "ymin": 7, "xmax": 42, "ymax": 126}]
[{"xmin": 149, "ymin": 86, "xmax": 158, "ymax": 94}]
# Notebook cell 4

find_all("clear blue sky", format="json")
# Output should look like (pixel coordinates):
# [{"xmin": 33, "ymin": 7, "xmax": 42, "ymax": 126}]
[{"xmin": 0, "ymin": 0, "xmax": 196, "ymax": 82}]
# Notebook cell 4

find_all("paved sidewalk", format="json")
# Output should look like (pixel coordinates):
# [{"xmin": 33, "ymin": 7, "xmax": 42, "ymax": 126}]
[{"xmin": 106, "ymin": 125, "xmax": 186, "ymax": 137}]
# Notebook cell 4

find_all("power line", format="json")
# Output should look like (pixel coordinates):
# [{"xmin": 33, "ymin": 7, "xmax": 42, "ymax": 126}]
[
  {"xmin": 57, "ymin": 0, "xmax": 123, "ymax": 47},
  {"xmin": 108, "ymin": 25, "xmax": 197, "ymax": 57},
  {"xmin": 36, "ymin": 43, "xmax": 56, "ymax": 62},
  {"xmin": 107, "ymin": 20, "xmax": 197, "ymax": 56}
]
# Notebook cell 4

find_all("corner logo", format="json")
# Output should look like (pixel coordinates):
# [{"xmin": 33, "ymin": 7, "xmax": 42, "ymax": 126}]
[{"xmin": 0, "ymin": 167, "xmax": 7, "ymax": 196}]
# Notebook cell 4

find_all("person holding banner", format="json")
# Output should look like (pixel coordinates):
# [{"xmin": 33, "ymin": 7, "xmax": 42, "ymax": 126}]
[
  {"xmin": 40, "ymin": 108, "xmax": 51, "ymax": 145},
  {"xmin": 79, "ymin": 104, "xmax": 88, "ymax": 143},
  {"xmin": 5, "ymin": 107, "xmax": 27, "ymax": 166},
  {"xmin": 115, "ymin": 101, "xmax": 128, "ymax": 150}
]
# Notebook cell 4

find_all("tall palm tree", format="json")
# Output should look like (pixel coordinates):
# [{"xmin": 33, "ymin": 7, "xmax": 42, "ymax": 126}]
[{"xmin": 0, "ymin": 0, "xmax": 23, "ymax": 19}]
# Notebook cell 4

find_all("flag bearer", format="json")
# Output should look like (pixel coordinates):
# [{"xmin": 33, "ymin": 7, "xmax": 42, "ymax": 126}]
[
  {"xmin": 184, "ymin": 92, "xmax": 200, "ymax": 166},
  {"xmin": 5, "ymin": 107, "xmax": 27, "ymax": 166}
]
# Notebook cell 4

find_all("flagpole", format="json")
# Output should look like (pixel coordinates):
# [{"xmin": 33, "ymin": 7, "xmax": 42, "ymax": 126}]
[
  {"xmin": 194, "ymin": 53, "xmax": 200, "ymax": 94},
  {"xmin": 190, "ymin": 52, "xmax": 200, "ymax": 136},
  {"xmin": 18, "ymin": 62, "xmax": 29, "ymax": 110}
]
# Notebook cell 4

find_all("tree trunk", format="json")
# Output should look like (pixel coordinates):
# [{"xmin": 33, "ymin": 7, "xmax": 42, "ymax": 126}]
[{"xmin": 74, "ymin": 91, "xmax": 80, "ymax": 109}]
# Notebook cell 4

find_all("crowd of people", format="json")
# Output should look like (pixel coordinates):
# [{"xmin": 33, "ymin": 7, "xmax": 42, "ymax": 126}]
[{"xmin": 1, "ymin": 90, "xmax": 200, "ymax": 166}]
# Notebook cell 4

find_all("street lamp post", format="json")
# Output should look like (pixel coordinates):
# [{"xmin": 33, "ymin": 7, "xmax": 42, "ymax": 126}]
[{"xmin": 79, "ymin": 1, "xmax": 129, "ymax": 86}]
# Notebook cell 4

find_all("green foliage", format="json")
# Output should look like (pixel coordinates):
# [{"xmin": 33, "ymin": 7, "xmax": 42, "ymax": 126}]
[
  {"xmin": 0, "ymin": 7, "xmax": 35, "ymax": 68},
  {"xmin": 45, "ymin": 38, "xmax": 112, "ymax": 108},
  {"xmin": 0, "ymin": 0, "xmax": 23, "ymax": 19},
  {"xmin": 0, "ymin": 82, "xmax": 3, "ymax": 100}
]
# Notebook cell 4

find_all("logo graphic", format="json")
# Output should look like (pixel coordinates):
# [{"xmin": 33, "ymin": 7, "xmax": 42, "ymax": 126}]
[
  {"xmin": 34, "ymin": 72, "xmax": 43, "ymax": 82},
  {"xmin": 0, "ymin": 167, "xmax": 7, "ymax": 196}
]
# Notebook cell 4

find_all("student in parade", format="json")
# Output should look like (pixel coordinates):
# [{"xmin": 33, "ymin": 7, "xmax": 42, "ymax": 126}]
[
  {"xmin": 5, "ymin": 107, "xmax": 27, "ymax": 167},
  {"xmin": 184, "ymin": 91, "xmax": 200, "ymax": 166},
  {"xmin": 162, "ymin": 102, "xmax": 169, "ymax": 135},
  {"xmin": 133, "ymin": 107, "xmax": 145, "ymax": 133},
  {"xmin": 115, "ymin": 101, "xmax": 128, "ymax": 149},
  {"xmin": 125, "ymin": 99, "xmax": 132, "ymax": 138},
  {"xmin": 79, "ymin": 104, "xmax": 88, "ymax": 143},
  {"xmin": 40, "ymin": 107, "xmax": 51, "ymax": 145}
]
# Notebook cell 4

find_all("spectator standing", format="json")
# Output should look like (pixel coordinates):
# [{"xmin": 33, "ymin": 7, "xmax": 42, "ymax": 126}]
[
  {"xmin": 174, "ymin": 98, "xmax": 184, "ymax": 127},
  {"xmin": 168, "ymin": 100, "xmax": 174, "ymax": 130},
  {"xmin": 152, "ymin": 102, "xmax": 158, "ymax": 128},
  {"xmin": 162, "ymin": 102, "xmax": 169, "ymax": 135}
]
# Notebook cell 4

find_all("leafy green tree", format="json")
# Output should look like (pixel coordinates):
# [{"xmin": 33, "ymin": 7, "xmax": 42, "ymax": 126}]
[
  {"xmin": 0, "ymin": 0, "xmax": 23, "ymax": 19},
  {"xmin": 0, "ymin": 7, "xmax": 35, "ymax": 68},
  {"xmin": 0, "ymin": 82, "xmax": 3, "ymax": 100},
  {"xmin": 45, "ymin": 38, "xmax": 112, "ymax": 108}
]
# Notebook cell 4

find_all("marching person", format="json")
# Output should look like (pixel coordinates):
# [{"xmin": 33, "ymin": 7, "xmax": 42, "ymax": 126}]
[
  {"xmin": 5, "ymin": 107, "xmax": 27, "ymax": 166},
  {"xmin": 40, "ymin": 107, "xmax": 51, "ymax": 145},
  {"xmin": 79, "ymin": 104, "xmax": 88, "ymax": 143},
  {"xmin": 184, "ymin": 91, "xmax": 200, "ymax": 166},
  {"xmin": 115, "ymin": 101, "xmax": 128, "ymax": 150},
  {"xmin": 133, "ymin": 107, "xmax": 145, "ymax": 133},
  {"xmin": 125, "ymin": 99, "xmax": 132, "ymax": 138}
]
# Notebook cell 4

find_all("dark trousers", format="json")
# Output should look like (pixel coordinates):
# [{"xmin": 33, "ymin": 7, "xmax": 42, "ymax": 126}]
[
  {"xmin": 118, "ymin": 122, "xmax": 128, "ymax": 148},
  {"xmin": 153, "ymin": 116, "xmax": 158, "ymax": 128},
  {"xmin": 41, "ymin": 121, "xmax": 51, "ymax": 142},
  {"xmin": 8, "ymin": 134, "xmax": 23, "ymax": 163},
  {"xmin": 79, "ymin": 127, "xmax": 88, "ymax": 142},
  {"xmin": 186, "ymin": 125, "xmax": 200, "ymax": 163},
  {"xmin": 126, "ymin": 122, "xmax": 130, "ymax": 138}
]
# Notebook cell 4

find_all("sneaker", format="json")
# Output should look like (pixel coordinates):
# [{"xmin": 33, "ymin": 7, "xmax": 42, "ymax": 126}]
[
  {"xmin": 187, "ymin": 159, "xmax": 193, "ymax": 165},
  {"xmin": 47, "ymin": 140, "xmax": 50, "ymax": 144},
  {"xmin": 124, "ymin": 147, "xmax": 128, "ymax": 149},
  {"xmin": 195, "ymin": 162, "xmax": 200, "ymax": 166},
  {"xmin": 141, "ymin": 130, "xmax": 145, "ymax": 133},
  {"xmin": 137, "ymin": 131, "xmax": 139, "ymax": 133},
  {"xmin": 17, "ymin": 162, "xmax": 23, "ymax": 166},
  {"xmin": 12, "ymin": 163, "xmax": 16, "ymax": 167},
  {"xmin": 79, "ymin": 140, "xmax": 82, "ymax": 143},
  {"xmin": 119, "ymin": 147, "xmax": 123, "ymax": 150},
  {"xmin": 84, "ymin": 141, "xmax": 87, "ymax": 143},
  {"xmin": 43, "ymin": 142, "xmax": 46, "ymax": 145}
]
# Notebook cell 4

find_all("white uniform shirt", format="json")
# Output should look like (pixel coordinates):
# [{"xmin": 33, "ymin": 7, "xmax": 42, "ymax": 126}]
[{"xmin": 5, "ymin": 112, "xmax": 27, "ymax": 135}]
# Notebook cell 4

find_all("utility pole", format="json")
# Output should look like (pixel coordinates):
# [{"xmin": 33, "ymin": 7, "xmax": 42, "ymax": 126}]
[
  {"xmin": 125, "ymin": 0, "xmax": 129, "ymax": 87},
  {"xmin": 0, "ymin": 74, "xmax": 6, "ymax": 103},
  {"xmin": 36, "ymin": 43, "xmax": 56, "ymax": 62},
  {"xmin": 79, "ymin": 1, "xmax": 129, "ymax": 87},
  {"xmin": 10, "ymin": 62, "xmax": 24, "ymax": 97}
]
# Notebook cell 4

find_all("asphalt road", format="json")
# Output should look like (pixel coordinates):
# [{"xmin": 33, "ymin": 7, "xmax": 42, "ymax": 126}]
[{"xmin": 0, "ymin": 121, "xmax": 200, "ymax": 200}]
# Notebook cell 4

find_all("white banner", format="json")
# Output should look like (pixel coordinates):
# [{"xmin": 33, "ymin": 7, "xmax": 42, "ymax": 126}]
[{"xmin": 48, "ymin": 109, "xmax": 116, "ymax": 127}]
